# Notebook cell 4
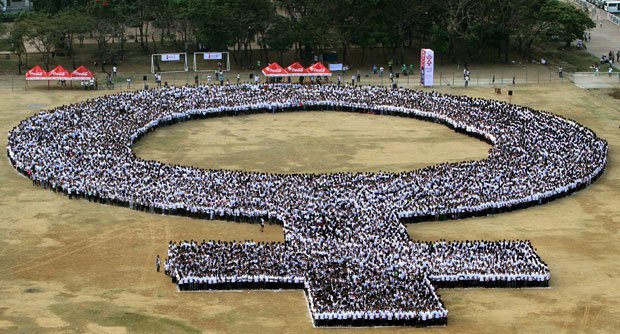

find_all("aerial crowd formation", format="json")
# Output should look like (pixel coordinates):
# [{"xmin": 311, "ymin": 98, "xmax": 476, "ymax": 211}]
[{"xmin": 7, "ymin": 84, "xmax": 607, "ymax": 327}]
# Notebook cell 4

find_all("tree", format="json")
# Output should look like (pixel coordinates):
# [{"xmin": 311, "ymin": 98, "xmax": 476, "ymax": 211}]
[
  {"xmin": 539, "ymin": 0, "xmax": 595, "ymax": 47},
  {"xmin": 22, "ymin": 13, "xmax": 63, "ymax": 71},
  {"xmin": 7, "ymin": 20, "xmax": 30, "ymax": 74},
  {"xmin": 185, "ymin": 0, "xmax": 237, "ymax": 52},
  {"xmin": 56, "ymin": 10, "xmax": 96, "ymax": 69},
  {"xmin": 265, "ymin": 16, "xmax": 296, "ymax": 64}
]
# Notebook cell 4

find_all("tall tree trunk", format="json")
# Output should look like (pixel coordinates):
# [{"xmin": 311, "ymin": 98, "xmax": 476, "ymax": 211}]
[
  {"xmin": 17, "ymin": 52, "xmax": 23, "ymax": 75},
  {"xmin": 360, "ymin": 47, "xmax": 366, "ymax": 66},
  {"xmin": 139, "ymin": 25, "xmax": 145, "ymax": 50},
  {"xmin": 151, "ymin": 34, "xmax": 158, "ymax": 54},
  {"xmin": 381, "ymin": 43, "xmax": 387, "ymax": 62}
]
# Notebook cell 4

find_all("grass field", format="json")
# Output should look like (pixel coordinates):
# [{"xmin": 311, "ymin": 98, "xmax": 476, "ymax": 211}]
[{"xmin": 0, "ymin": 83, "xmax": 619, "ymax": 333}]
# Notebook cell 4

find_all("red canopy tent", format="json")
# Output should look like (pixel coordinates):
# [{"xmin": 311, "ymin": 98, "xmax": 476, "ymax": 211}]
[
  {"xmin": 306, "ymin": 62, "xmax": 332, "ymax": 77},
  {"xmin": 70, "ymin": 65, "xmax": 94, "ymax": 80},
  {"xmin": 48, "ymin": 65, "xmax": 71, "ymax": 80},
  {"xmin": 25, "ymin": 65, "xmax": 49, "ymax": 81},
  {"xmin": 285, "ymin": 62, "xmax": 308, "ymax": 76},
  {"xmin": 262, "ymin": 62, "xmax": 287, "ymax": 77}
]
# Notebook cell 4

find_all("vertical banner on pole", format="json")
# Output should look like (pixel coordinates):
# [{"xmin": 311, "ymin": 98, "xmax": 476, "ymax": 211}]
[{"xmin": 420, "ymin": 49, "xmax": 434, "ymax": 87}]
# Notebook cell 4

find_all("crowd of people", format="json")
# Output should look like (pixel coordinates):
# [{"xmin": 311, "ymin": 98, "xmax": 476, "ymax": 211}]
[{"xmin": 7, "ymin": 83, "xmax": 607, "ymax": 327}]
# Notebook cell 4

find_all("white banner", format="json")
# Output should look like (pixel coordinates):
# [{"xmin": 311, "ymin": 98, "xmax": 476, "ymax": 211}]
[
  {"xmin": 420, "ymin": 49, "xmax": 434, "ymax": 87},
  {"xmin": 329, "ymin": 63, "xmax": 344, "ymax": 71},
  {"xmin": 161, "ymin": 53, "xmax": 181, "ymax": 62},
  {"xmin": 203, "ymin": 52, "xmax": 223, "ymax": 60}
]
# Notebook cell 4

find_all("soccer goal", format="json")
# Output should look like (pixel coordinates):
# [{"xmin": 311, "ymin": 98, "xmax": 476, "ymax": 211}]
[
  {"xmin": 193, "ymin": 52, "xmax": 231, "ymax": 72},
  {"xmin": 150, "ymin": 53, "xmax": 189, "ymax": 74}
]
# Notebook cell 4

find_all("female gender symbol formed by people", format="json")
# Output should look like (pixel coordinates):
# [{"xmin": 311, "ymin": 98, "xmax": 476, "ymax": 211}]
[{"xmin": 8, "ymin": 84, "xmax": 608, "ymax": 327}]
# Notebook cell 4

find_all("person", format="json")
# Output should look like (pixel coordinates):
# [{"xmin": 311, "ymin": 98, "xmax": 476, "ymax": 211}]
[
  {"xmin": 409, "ymin": 64, "xmax": 414, "ymax": 76},
  {"xmin": 112, "ymin": 65, "xmax": 117, "ymax": 77},
  {"xmin": 351, "ymin": 75, "xmax": 356, "ymax": 86},
  {"xmin": 379, "ymin": 67, "xmax": 384, "ymax": 77},
  {"xmin": 608, "ymin": 66, "xmax": 613, "ymax": 77},
  {"xmin": 256, "ymin": 60, "xmax": 261, "ymax": 70},
  {"xmin": 372, "ymin": 64, "xmax": 377, "ymax": 75},
  {"xmin": 254, "ymin": 74, "xmax": 260, "ymax": 85},
  {"xmin": 156, "ymin": 255, "xmax": 161, "ymax": 272},
  {"xmin": 558, "ymin": 66, "xmax": 563, "ymax": 78},
  {"xmin": 126, "ymin": 77, "xmax": 132, "ymax": 89},
  {"xmin": 464, "ymin": 75, "xmax": 470, "ymax": 87},
  {"xmin": 236, "ymin": 73, "xmax": 240, "ymax": 84},
  {"xmin": 155, "ymin": 73, "xmax": 162, "ymax": 87},
  {"xmin": 194, "ymin": 75, "xmax": 199, "ymax": 85},
  {"xmin": 260, "ymin": 218, "xmax": 265, "ymax": 232},
  {"xmin": 106, "ymin": 73, "xmax": 114, "ymax": 89},
  {"xmin": 219, "ymin": 72, "xmax": 225, "ymax": 86},
  {"xmin": 356, "ymin": 70, "xmax": 361, "ymax": 84},
  {"xmin": 540, "ymin": 57, "xmax": 546, "ymax": 65}
]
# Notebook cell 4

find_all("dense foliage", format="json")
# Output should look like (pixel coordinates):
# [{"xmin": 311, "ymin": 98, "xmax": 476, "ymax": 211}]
[{"xmin": 3, "ymin": 0, "xmax": 594, "ymax": 72}]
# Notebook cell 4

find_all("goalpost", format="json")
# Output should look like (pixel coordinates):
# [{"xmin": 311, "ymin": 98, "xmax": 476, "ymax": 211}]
[
  {"xmin": 193, "ymin": 52, "xmax": 231, "ymax": 72},
  {"xmin": 150, "ymin": 53, "xmax": 189, "ymax": 74}
]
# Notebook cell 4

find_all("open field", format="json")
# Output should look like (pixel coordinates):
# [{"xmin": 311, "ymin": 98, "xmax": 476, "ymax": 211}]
[{"xmin": 0, "ymin": 83, "xmax": 619, "ymax": 333}]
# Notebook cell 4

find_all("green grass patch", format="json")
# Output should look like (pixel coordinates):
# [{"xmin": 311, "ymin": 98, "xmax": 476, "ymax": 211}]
[
  {"xmin": 532, "ymin": 42, "xmax": 600, "ymax": 72},
  {"xmin": 51, "ymin": 301, "xmax": 201, "ymax": 334}
]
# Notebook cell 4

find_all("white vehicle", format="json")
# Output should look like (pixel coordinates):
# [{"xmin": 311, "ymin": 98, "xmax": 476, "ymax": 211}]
[{"xmin": 603, "ymin": 1, "xmax": 620, "ymax": 13}]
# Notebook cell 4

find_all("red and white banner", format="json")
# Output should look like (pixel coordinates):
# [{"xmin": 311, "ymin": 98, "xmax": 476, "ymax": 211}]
[
  {"xmin": 262, "ymin": 62, "xmax": 287, "ymax": 77},
  {"xmin": 70, "ymin": 66, "xmax": 94, "ymax": 80},
  {"xmin": 25, "ymin": 65, "xmax": 49, "ymax": 81},
  {"xmin": 306, "ymin": 62, "xmax": 332, "ymax": 76},
  {"xmin": 285, "ymin": 62, "xmax": 308, "ymax": 76},
  {"xmin": 49, "ymin": 65, "xmax": 71, "ymax": 79},
  {"xmin": 420, "ymin": 49, "xmax": 434, "ymax": 87}
]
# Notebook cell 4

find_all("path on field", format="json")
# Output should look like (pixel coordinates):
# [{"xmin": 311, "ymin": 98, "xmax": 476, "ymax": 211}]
[{"xmin": 586, "ymin": 7, "xmax": 620, "ymax": 70}]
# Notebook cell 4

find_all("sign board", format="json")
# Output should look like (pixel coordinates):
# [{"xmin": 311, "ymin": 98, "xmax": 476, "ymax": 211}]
[
  {"xmin": 328, "ymin": 63, "xmax": 344, "ymax": 71},
  {"xmin": 161, "ymin": 53, "xmax": 181, "ymax": 62},
  {"xmin": 203, "ymin": 52, "xmax": 223, "ymax": 60},
  {"xmin": 420, "ymin": 49, "xmax": 434, "ymax": 87}
]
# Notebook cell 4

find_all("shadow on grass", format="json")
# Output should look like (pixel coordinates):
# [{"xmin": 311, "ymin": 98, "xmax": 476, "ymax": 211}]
[{"xmin": 51, "ymin": 301, "xmax": 200, "ymax": 334}]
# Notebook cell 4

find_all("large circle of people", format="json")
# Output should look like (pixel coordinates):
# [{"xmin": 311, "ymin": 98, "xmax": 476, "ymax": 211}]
[{"xmin": 7, "ymin": 83, "xmax": 607, "ymax": 327}]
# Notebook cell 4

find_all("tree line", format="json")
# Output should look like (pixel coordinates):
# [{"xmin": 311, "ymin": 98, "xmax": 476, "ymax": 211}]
[{"xmin": 2, "ymin": 0, "xmax": 594, "ymax": 73}]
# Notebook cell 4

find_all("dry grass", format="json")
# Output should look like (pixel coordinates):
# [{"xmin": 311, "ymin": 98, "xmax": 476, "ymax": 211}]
[{"xmin": 0, "ymin": 83, "xmax": 618, "ymax": 333}]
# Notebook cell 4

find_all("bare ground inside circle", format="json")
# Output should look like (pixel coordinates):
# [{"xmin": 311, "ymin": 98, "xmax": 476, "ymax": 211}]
[{"xmin": 0, "ymin": 84, "xmax": 618, "ymax": 333}]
